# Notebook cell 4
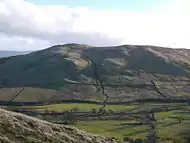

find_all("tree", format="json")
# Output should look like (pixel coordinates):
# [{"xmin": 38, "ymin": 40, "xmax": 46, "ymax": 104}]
[
  {"xmin": 64, "ymin": 111, "xmax": 73, "ymax": 125},
  {"xmin": 72, "ymin": 107, "xmax": 79, "ymax": 113},
  {"xmin": 99, "ymin": 108, "xmax": 107, "ymax": 115},
  {"xmin": 43, "ymin": 109, "xmax": 50, "ymax": 120},
  {"xmin": 98, "ymin": 108, "xmax": 104, "ymax": 114},
  {"xmin": 108, "ymin": 109, "xmax": 114, "ymax": 114},
  {"xmin": 91, "ymin": 108, "xmax": 97, "ymax": 114},
  {"xmin": 44, "ymin": 109, "xmax": 49, "ymax": 115}
]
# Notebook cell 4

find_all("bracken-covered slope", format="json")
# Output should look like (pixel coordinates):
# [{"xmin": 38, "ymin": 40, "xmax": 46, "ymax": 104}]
[
  {"xmin": 0, "ymin": 109, "xmax": 118, "ymax": 143},
  {"xmin": 0, "ymin": 44, "xmax": 189, "ymax": 102}
]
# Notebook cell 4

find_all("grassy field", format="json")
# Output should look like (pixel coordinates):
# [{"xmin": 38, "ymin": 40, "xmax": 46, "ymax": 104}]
[
  {"xmin": 73, "ymin": 107, "xmax": 190, "ymax": 142},
  {"xmin": 74, "ymin": 120, "xmax": 149, "ymax": 141},
  {"xmin": 3, "ymin": 102, "xmax": 190, "ymax": 142},
  {"xmin": 19, "ymin": 103, "xmax": 136, "ymax": 112}
]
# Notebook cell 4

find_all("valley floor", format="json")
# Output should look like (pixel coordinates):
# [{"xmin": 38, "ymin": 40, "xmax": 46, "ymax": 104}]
[{"xmin": 3, "ymin": 102, "xmax": 190, "ymax": 142}]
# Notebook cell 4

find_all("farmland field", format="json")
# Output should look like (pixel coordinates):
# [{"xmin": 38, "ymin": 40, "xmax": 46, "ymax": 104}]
[
  {"xmin": 18, "ymin": 103, "xmax": 136, "ymax": 112},
  {"xmin": 3, "ymin": 102, "xmax": 190, "ymax": 142}
]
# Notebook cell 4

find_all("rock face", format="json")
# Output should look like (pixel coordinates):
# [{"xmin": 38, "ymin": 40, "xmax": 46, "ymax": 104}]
[{"xmin": 0, "ymin": 109, "xmax": 118, "ymax": 143}]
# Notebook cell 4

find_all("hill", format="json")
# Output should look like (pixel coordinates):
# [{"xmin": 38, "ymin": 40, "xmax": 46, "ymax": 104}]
[
  {"xmin": 0, "ymin": 108, "xmax": 117, "ymax": 143},
  {"xmin": 0, "ymin": 44, "xmax": 189, "ymax": 102},
  {"xmin": 0, "ymin": 50, "xmax": 31, "ymax": 57}
]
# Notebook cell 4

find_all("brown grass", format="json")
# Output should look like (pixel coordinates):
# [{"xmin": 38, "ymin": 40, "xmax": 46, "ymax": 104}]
[{"xmin": 0, "ymin": 109, "xmax": 119, "ymax": 143}]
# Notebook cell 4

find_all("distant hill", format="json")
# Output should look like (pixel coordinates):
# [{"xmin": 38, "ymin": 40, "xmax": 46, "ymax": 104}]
[
  {"xmin": 0, "ymin": 50, "xmax": 31, "ymax": 57},
  {"xmin": 0, "ymin": 109, "xmax": 117, "ymax": 143},
  {"xmin": 0, "ymin": 44, "xmax": 189, "ymax": 102}
]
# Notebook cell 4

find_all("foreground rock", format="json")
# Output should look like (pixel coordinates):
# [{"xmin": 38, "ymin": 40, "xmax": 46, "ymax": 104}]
[{"xmin": 0, "ymin": 109, "xmax": 118, "ymax": 143}]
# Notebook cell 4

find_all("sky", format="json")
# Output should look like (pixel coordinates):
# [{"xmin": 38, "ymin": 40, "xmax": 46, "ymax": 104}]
[
  {"xmin": 26, "ymin": 0, "xmax": 167, "ymax": 11},
  {"xmin": 0, "ymin": 0, "xmax": 189, "ymax": 51}
]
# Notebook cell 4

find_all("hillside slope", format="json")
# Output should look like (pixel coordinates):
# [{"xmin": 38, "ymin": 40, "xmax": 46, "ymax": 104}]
[
  {"xmin": 0, "ymin": 44, "xmax": 189, "ymax": 102},
  {"xmin": 0, "ymin": 108, "xmax": 118, "ymax": 143}
]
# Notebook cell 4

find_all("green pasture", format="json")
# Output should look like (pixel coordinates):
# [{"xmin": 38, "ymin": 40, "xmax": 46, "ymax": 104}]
[
  {"xmin": 3, "ymin": 102, "xmax": 190, "ymax": 142},
  {"xmin": 20, "ymin": 103, "xmax": 136, "ymax": 112}
]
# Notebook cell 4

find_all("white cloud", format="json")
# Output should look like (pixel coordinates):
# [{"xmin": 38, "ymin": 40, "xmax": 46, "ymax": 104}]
[
  {"xmin": 0, "ymin": 34, "xmax": 50, "ymax": 51},
  {"xmin": 0, "ymin": 0, "xmax": 190, "ymax": 50}
]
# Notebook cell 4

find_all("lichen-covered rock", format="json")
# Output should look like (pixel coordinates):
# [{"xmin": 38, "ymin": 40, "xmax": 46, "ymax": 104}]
[{"xmin": 0, "ymin": 109, "xmax": 119, "ymax": 143}]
